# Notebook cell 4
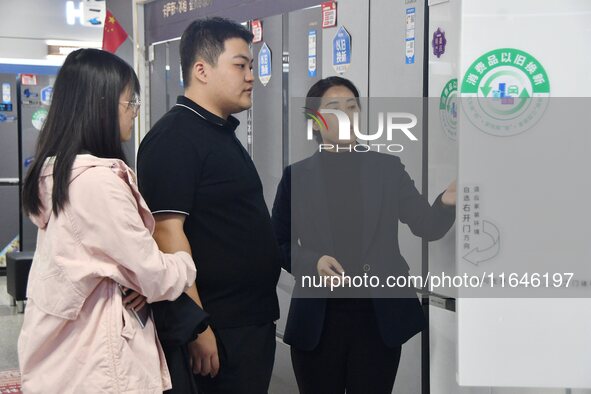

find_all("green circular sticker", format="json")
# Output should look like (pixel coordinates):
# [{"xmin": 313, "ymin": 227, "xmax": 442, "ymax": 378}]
[
  {"xmin": 439, "ymin": 78, "xmax": 458, "ymax": 140},
  {"xmin": 32, "ymin": 108, "xmax": 48, "ymax": 131},
  {"xmin": 460, "ymin": 48, "xmax": 550, "ymax": 137}
]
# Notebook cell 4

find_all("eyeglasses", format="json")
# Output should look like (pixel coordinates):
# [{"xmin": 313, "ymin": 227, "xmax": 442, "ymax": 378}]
[{"xmin": 120, "ymin": 97, "xmax": 141, "ymax": 114}]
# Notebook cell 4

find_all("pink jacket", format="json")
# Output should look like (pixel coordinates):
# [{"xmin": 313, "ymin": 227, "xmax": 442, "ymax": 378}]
[{"xmin": 18, "ymin": 155, "xmax": 197, "ymax": 393}]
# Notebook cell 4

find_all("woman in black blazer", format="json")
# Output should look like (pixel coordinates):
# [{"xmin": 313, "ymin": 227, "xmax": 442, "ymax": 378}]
[{"xmin": 272, "ymin": 77, "xmax": 456, "ymax": 394}]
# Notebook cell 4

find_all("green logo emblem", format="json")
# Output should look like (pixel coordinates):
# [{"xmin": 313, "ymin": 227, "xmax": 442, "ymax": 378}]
[
  {"xmin": 32, "ymin": 108, "xmax": 48, "ymax": 131},
  {"xmin": 439, "ymin": 78, "xmax": 458, "ymax": 140},
  {"xmin": 460, "ymin": 48, "xmax": 550, "ymax": 137}
]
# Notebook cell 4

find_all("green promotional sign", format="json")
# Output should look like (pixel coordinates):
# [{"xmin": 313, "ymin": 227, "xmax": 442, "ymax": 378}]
[
  {"xmin": 439, "ymin": 78, "xmax": 458, "ymax": 140},
  {"xmin": 461, "ymin": 48, "xmax": 550, "ymax": 137},
  {"xmin": 32, "ymin": 108, "xmax": 48, "ymax": 131}
]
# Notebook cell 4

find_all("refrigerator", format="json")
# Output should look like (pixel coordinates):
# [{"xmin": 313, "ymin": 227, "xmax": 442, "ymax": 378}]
[
  {"xmin": 0, "ymin": 73, "xmax": 20, "ymax": 272},
  {"xmin": 17, "ymin": 73, "xmax": 56, "ymax": 252}
]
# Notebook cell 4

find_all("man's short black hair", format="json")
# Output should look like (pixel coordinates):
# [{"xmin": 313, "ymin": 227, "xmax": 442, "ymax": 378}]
[{"xmin": 180, "ymin": 17, "xmax": 254, "ymax": 87}]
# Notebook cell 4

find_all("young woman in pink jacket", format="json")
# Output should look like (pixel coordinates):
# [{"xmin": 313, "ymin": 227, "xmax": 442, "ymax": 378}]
[{"xmin": 17, "ymin": 49, "xmax": 206, "ymax": 393}]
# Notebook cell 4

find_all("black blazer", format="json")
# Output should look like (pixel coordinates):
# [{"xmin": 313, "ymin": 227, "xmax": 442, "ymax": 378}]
[{"xmin": 271, "ymin": 151, "xmax": 455, "ymax": 351}]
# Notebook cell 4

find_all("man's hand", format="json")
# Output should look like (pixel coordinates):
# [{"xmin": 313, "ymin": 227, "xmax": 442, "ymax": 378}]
[
  {"xmin": 152, "ymin": 213, "xmax": 219, "ymax": 376},
  {"xmin": 442, "ymin": 180, "xmax": 457, "ymax": 206},
  {"xmin": 188, "ymin": 326, "xmax": 220, "ymax": 377}
]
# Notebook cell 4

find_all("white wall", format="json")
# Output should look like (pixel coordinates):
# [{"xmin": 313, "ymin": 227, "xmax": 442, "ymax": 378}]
[{"xmin": 0, "ymin": 0, "xmax": 102, "ymax": 60}]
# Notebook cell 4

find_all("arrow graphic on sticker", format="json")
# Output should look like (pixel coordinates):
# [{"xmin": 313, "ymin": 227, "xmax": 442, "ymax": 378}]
[{"xmin": 463, "ymin": 220, "xmax": 500, "ymax": 265}]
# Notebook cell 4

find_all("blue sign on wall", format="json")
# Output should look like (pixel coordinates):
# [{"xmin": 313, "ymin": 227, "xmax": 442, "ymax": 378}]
[
  {"xmin": 332, "ymin": 26, "xmax": 351, "ymax": 74},
  {"xmin": 258, "ymin": 42, "xmax": 272, "ymax": 86}
]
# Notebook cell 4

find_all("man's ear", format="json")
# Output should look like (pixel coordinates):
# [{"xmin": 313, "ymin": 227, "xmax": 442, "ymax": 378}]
[{"xmin": 192, "ymin": 60, "xmax": 208, "ymax": 84}]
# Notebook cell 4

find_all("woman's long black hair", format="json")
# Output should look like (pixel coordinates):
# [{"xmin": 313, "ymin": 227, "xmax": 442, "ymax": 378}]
[
  {"xmin": 22, "ymin": 48, "xmax": 140, "ymax": 217},
  {"xmin": 305, "ymin": 76, "xmax": 361, "ymax": 144}
]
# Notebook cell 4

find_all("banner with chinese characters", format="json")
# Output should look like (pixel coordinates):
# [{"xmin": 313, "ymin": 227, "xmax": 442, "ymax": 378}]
[{"xmin": 145, "ymin": 0, "xmax": 322, "ymax": 45}]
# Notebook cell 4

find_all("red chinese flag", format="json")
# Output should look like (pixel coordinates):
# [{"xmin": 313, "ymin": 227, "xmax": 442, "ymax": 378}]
[{"xmin": 102, "ymin": 9, "xmax": 128, "ymax": 53}]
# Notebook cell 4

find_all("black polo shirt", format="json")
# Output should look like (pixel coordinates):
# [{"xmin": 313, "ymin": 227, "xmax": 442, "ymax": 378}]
[{"xmin": 137, "ymin": 96, "xmax": 281, "ymax": 329}]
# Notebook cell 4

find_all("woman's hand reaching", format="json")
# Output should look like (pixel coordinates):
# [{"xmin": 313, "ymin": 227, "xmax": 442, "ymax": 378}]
[
  {"xmin": 121, "ymin": 287, "xmax": 147, "ymax": 311},
  {"xmin": 441, "ymin": 180, "xmax": 457, "ymax": 206}
]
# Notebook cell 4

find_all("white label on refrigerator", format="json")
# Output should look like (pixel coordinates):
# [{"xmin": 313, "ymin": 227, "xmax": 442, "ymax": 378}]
[
  {"xmin": 308, "ymin": 29, "xmax": 317, "ymax": 77},
  {"xmin": 2, "ymin": 83, "xmax": 10, "ymax": 103},
  {"xmin": 405, "ymin": 7, "xmax": 416, "ymax": 64}
]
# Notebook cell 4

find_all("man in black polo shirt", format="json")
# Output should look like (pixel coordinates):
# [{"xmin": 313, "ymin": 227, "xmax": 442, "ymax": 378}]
[{"xmin": 137, "ymin": 17, "xmax": 281, "ymax": 393}]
